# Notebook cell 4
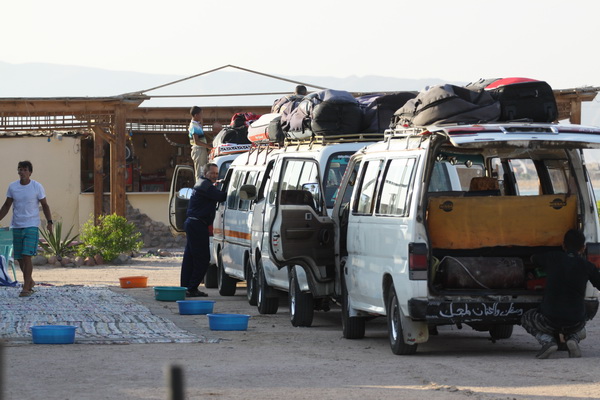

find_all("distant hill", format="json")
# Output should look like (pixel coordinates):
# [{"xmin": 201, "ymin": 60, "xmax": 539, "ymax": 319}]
[{"xmin": 0, "ymin": 61, "xmax": 598, "ymax": 125}]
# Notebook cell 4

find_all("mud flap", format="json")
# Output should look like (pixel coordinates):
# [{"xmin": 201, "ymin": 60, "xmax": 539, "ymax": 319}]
[{"xmin": 400, "ymin": 309, "xmax": 429, "ymax": 344}]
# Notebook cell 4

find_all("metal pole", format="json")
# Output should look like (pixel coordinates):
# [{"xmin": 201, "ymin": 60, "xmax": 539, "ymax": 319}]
[
  {"xmin": 167, "ymin": 364, "xmax": 184, "ymax": 400},
  {"xmin": 0, "ymin": 341, "xmax": 4, "ymax": 400}
]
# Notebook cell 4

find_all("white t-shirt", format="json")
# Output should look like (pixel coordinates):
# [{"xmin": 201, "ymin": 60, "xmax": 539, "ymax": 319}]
[{"xmin": 6, "ymin": 180, "xmax": 46, "ymax": 228}]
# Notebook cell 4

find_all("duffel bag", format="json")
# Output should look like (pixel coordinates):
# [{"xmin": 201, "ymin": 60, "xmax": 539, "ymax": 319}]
[
  {"xmin": 357, "ymin": 92, "xmax": 417, "ymax": 132},
  {"xmin": 288, "ymin": 89, "xmax": 362, "ymax": 137},
  {"xmin": 393, "ymin": 84, "xmax": 500, "ymax": 127}
]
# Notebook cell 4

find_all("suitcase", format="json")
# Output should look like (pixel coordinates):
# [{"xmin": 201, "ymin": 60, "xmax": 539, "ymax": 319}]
[
  {"xmin": 247, "ymin": 113, "xmax": 281, "ymax": 142},
  {"xmin": 357, "ymin": 92, "xmax": 417, "ymax": 132},
  {"xmin": 467, "ymin": 77, "xmax": 558, "ymax": 122}
]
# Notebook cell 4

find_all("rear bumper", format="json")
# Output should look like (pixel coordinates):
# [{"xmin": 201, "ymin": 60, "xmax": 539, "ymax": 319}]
[{"xmin": 408, "ymin": 298, "xmax": 599, "ymax": 325}]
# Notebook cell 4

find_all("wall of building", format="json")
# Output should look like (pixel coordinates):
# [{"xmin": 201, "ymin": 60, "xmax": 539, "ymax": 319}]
[{"xmin": 0, "ymin": 136, "xmax": 80, "ymax": 233}]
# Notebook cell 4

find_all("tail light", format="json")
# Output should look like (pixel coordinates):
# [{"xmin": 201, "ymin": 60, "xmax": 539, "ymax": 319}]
[
  {"xmin": 409, "ymin": 242, "xmax": 428, "ymax": 280},
  {"xmin": 586, "ymin": 243, "xmax": 600, "ymax": 269}
]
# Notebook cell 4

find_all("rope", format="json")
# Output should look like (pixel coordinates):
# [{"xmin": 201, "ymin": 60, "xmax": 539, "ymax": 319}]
[{"xmin": 126, "ymin": 64, "xmax": 329, "ymax": 96}]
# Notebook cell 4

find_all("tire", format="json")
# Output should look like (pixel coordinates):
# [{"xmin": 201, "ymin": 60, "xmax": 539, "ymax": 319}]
[
  {"xmin": 204, "ymin": 264, "xmax": 218, "ymax": 289},
  {"xmin": 341, "ymin": 273, "xmax": 365, "ymax": 339},
  {"xmin": 289, "ymin": 266, "xmax": 314, "ymax": 327},
  {"xmin": 256, "ymin": 258, "xmax": 278, "ymax": 314},
  {"xmin": 217, "ymin": 250, "xmax": 237, "ymax": 296},
  {"xmin": 489, "ymin": 324, "xmax": 514, "ymax": 340},
  {"xmin": 245, "ymin": 258, "xmax": 258, "ymax": 306},
  {"xmin": 386, "ymin": 284, "xmax": 417, "ymax": 355}
]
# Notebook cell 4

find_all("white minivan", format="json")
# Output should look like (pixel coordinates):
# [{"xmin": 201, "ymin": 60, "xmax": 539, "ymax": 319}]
[
  {"xmin": 277, "ymin": 122, "xmax": 600, "ymax": 354},
  {"xmin": 215, "ymin": 135, "xmax": 380, "ymax": 326}
]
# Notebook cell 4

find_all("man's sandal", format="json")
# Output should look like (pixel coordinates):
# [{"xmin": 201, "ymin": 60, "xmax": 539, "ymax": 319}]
[{"xmin": 19, "ymin": 291, "xmax": 33, "ymax": 297}]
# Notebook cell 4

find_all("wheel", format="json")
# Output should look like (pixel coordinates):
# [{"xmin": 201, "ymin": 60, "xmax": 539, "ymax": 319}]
[
  {"xmin": 256, "ymin": 258, "xmax": 278, "ymax": 314},
  {"xmin": 386, "ymin": 284, "xmax": 417, "ymax": 355},
  {"xmin": 203, "ymin": 264, "xmax": 218, "ymax": 288},
  {"xmin": 289, "ymin": 266, "xmax": 314, "ymax": 327},
  {"xmin": 217, "ymin": 250, "xmax": 237, "ymax": 296},
  {"xmin": 245, "ymin": 258, "xmax": 258, "ymax": 306},
  {"xmin": 489, "ymin": 324, "xmax": 514, "ymax": 340},
  {"xmin": 341, "ymin": 273, "xmax": 365, "ymax": 339}
]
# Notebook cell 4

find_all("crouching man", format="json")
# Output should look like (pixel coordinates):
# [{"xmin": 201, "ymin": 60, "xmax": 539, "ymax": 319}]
[{"xmin": 522, "ymin": 229, "xmax": 600, "ymax": 358}]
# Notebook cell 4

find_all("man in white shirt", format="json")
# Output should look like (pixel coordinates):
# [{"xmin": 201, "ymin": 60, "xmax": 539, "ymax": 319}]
[{"xmin": 0, "ymin": 161, "xmax": 53, "ymax": 297}]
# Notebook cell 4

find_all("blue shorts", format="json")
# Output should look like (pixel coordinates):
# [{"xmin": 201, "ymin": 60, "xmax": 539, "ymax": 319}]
[{"xmin": 12, "ymin": 227, "xmax": 39, "ymax": 259}]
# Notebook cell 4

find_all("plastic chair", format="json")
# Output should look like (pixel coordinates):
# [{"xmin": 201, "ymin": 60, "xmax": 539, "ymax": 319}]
[{"xmin": 0, "ymin": 229, "xmax": 17, "ymax": 282}]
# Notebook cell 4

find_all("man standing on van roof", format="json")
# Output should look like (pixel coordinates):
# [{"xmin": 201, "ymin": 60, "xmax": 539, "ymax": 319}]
[
  {"xmin": 521, "ymin": 229, "xmax": 600, "ymax": 359},
  {"xmin": 189, "ymin": 106, "xmax": 213, "ymax": 182},
  {"xmin": 180, "ymin": 163, "xmax": 226, "ymax": 297}
]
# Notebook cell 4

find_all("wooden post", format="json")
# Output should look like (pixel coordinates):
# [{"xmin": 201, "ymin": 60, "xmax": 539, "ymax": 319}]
[
  {"xmin": 93, "ymin": 130, "xmax": 105, "ymax": 224},
  {"xmin": 570, "ymin": 98, "xmax": 582, "ymax": 124},
  {"xmin": 110, "ymin": 105, "xmax": 127, "ymax": 217}
]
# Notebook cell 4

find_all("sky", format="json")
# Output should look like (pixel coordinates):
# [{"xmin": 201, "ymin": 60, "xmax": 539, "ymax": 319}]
[{"xmin": 1, "ymin": 0, "xmax": 599, "ymax": 90}]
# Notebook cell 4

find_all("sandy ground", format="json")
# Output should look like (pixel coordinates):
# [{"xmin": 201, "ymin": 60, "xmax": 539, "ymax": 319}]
[{"xmin": 2, "ymin": 252, "xmax": 600, "ymax": 400}]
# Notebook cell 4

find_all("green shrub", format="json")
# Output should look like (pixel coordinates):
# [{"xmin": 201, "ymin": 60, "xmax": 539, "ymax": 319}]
[
  {"xmin": 77, "ymin": 214, "xmax": 143, "ymax": 262},
  {"xmin": 39, "ymin": 221, "xmax": 79, "ymax": 259}
]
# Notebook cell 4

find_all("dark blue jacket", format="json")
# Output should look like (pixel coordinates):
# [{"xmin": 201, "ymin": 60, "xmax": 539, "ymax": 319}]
[
  {"xmin": 533, "ymin": 250, "xmax": 600, "ymax": 325},
  {"xmin": 186, "ymin": 177, "xmax": 226, "ymax": 224}
]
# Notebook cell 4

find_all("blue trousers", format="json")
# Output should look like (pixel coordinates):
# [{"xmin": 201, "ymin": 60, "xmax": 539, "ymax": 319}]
[{"xmin": 180, "ymin": 218, "xmax": 210, "ymax": 291}]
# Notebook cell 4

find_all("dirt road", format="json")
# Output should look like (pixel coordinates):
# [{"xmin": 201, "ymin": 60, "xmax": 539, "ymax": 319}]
[{"xmin": 2, "ymin": 254, "xmax": 600, "ymax": 400}]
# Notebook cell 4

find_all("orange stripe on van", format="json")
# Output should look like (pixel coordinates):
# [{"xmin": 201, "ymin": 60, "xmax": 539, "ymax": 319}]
[{"xmin": 224, "ymin": 230, "xmax": 252, "ymax": 240}]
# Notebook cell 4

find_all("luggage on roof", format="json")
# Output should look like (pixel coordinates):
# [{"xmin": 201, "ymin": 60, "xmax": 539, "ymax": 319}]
[
  {"xmin": 247, "ymin": 113, "xmax": 283, "ymax": 143},
  {"xmin": 287, "ymin": 89, "xmax": 362, "ymax": 138},
  {"xmin": 392, "ymin": 84, "xmax": 500, "ymax": 128},
  {"xmin": 466, "ymin": 77, "xmax": 558, "ymax": 122},
  {"xmin": 357, "ymin": 92, "xmax": 417, "ymax": 132}
]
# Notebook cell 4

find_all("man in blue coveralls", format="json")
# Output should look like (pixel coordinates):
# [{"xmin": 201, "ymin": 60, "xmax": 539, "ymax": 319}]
[{"xmin": 180, "ymin": 163, "xmax": 226, "ymax": 297}]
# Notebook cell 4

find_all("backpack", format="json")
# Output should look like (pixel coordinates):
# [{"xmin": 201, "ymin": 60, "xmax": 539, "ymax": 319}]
[
  {"xmin": 467, "ymin": 77, "xmax": 557, "ymax": 122},
  {"xmin": 230, "ymin": 112, "xmax": 261, "ymax": 127},
  {"xmin": 271, "ymin": 94, "xmax": 305, "ymax": 114},
  {"xmin": 393, "ymin": 84, "xmax": 500, "ymax": 128}
]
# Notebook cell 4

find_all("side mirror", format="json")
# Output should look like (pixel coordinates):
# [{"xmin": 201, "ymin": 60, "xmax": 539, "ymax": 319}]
[
  {"xmin": 239, "ymin": 184, "xmax": 257, "ymax": 201},
  {"xmin": 178, "ymin": 187, "xmax": 193, "ymax": 200},
  {"xmin": 302, "ymin": 182, "xmax": 320, "ymax": 195}
]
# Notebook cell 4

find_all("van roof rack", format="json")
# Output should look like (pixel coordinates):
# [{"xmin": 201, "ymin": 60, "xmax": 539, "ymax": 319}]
[{"xmin": 284, "ymin": 132, "xmax": 385, "ymax": 147}]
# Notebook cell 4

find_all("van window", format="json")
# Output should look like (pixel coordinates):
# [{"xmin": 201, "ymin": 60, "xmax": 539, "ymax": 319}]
[
  {"xmin": 227, "ymin": 170, "xmax": 244, "ymax": 209},
  {"xmin": 545, "ymin": 159, "xmax": 571, "ymax": 194},
  {"xmin": 377, "ymin": 158, "xmax": 416, "ymax": 216},
  {"xmin": 324, "ymin": 153, "xmax": 353, "ymax": 208},
  {"xmin": 239, "ymin": 170, "xmax": 259, "ymax": 211},
  {"xmin": 492, "ymin": 158, "xmax": 541, "ymax": 196},
  {"xmin": 279, "ymin": 159, "xmax": 322, "ymax": 214},
  {"xmin": 354, "ymin": 160, "xmax": 383, "ymax": 215},
  {"xmin": 338, "ymin": 160, "xmax": 361, "ymax": 218},
  {"xmin": 218, "ymin": 161, "xmax": 233, "ymax": 181}
]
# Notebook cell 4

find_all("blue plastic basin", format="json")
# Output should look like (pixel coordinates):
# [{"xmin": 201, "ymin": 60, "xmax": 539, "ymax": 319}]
[
  {"xmin": 207, "ymin": 313, "xmax": 250, "ymax": 331},
  {"xmin": 176, "ymin": 300, "xmax": 215, "ymax": 315},
  {"xmin": 31, "ymin": 325, "xmax": 77, "ymax": 344}
]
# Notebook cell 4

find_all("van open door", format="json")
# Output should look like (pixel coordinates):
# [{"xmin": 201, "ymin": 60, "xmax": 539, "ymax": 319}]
[
  {"xmin": 168, "ymin": 165, "xmax": 195, "ymax": 233},
  {"xmin": 269, "ymin": 158, "xmax": 336, "ymax": 272}
]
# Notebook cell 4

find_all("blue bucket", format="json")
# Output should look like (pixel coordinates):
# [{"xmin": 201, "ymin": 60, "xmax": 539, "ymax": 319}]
[
  {"xmin": 176, "ymin": 300, "xmax": 215, "ymax": 315},
  {"xmin": 207, "ymin": 313, "xmax": 250, "ymax": 331},
  {"xmin": 31, "ymin": 325, "xmax": 77, "ymax": 344}
]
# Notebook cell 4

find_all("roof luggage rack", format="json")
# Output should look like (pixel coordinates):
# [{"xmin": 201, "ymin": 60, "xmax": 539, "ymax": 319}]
[{"xmin": 284, "ymin": 132, "xmax": 384, "ymax": 147}]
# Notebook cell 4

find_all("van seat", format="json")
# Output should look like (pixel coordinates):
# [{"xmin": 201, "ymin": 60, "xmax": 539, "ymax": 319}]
[{"xmin": 280, "ymin": 190, "xmax": 315, "ymax": 208}]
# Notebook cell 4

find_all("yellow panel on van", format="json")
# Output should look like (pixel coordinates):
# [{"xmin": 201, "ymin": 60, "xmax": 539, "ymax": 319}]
[{"xmin": 427, "ymin": 195, "xmax": 577, "ymax": 249}]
